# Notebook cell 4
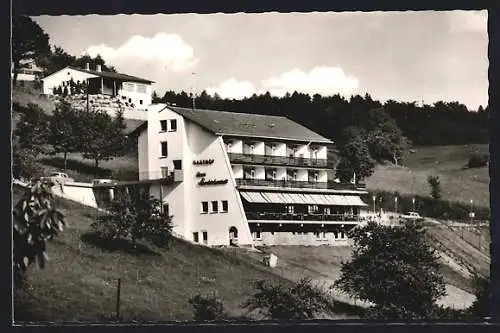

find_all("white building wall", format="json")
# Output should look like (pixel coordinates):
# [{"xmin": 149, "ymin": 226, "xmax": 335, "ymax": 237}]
[
  {"xmin": 317, "ymin": 146, "xmax": 328, "ymax": 159},
  {"xmin": 296, "ymin": 144, "xmax": 311, "ymax": 158},
  {"xmin": 118, "ymin": 82, "xmax": 152, "ymax": 109},
  {"xmin": 252, "ymin": 231, "xmax": 350, "ymax": 246},
  {"xmin": 275, "ymin": 143, "xmax": 287, "ymax": 157},
  {"xmin": 42, "ymin": 67, "xmax": 97, "ymax": 95},
  {"xmin": 297, "ymin": 169, "xmax": 308, "ymax": 182},
  {"xmin": 230, "ymin": 140, "xmax": 243, "ymax": 154},
  {"xmin": 185, "ymin": 122, "xmax": 253, "ymax": 246},
  {"xmin": 255, "ymin": 166, "xmax": 266, "ymax": 180},
  {"xmin": 137, "ymin": 130, "xmax": 148, "ymax": 180},
  {"xmin": 318, "ymin": 170, "xmax": 328, "ymax": 182},
  {"xmin": 276, "ymin": 168, "xmax": 287, "ymax": 181},
  {"xmin": 232, "ymin": 165, "xmax": 244, "ymax": 179},
  {"xmin": 254, "ymin": 142, "xmax": 265, "ymax": 155}
]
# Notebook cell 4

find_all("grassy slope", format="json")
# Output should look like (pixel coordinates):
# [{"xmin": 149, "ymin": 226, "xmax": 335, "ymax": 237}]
[
  {"xmin": 366, "ymin": 144, "xmax": 490, "ymax": 208},
  {"xmin": 14, "ymin": 185, "xmax": 307, "ymax": 322}
]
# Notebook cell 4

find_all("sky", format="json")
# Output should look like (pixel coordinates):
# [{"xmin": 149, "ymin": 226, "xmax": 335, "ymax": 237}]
[{"xmin": 33, "ymin": 10, "xmax": 488, "ymax": 110}]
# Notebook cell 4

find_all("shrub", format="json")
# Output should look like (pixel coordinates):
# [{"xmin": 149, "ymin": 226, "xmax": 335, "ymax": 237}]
[
  {"xmin": 242, "ymin": 278, "xmax": 330, "ymax": 320},
  {"xmin": 427, "ymin": 175, "xmax": 442, "ymax": 200},
  {"xmin": 189, "ymin": 293, "xmax": 225, "ymax": 321},
  {"xmin": 468, "ymin": 154, "xmax": 489, "ymax": 168}
]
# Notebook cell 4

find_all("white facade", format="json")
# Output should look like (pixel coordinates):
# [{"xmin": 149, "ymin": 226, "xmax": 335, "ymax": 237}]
[
  {"xmin": 142, "ymin": 104, "xmax": 253, "ymax": 246},
  {"xmin": 41, "ymin": 66, "xmax": 153, "ymax": 108},
  {"xmin": 135, "ymin": 104, "xmax": 367, "ymax": 247},
  {"xmin": 42, "ymin": 67, "xmax": 96, "ymax": 95}
]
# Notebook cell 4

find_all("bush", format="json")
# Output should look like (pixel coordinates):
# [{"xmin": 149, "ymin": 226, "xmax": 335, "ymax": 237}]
[
  {"xmin": 189, "ymin": 293, "xmax": 225, "ymax": 321},
  {"xmin": 468, "ymin": 154, "xmax": 489, "ymax": 168},
  {"xmin": 242, "ymin": 278, "xmax": 330, "ymax": 320}
]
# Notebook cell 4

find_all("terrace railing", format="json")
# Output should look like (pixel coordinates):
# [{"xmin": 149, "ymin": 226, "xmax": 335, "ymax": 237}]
[
  {"xmin": 228, "ymin": 152, "xmax": 329, "ymax": 168},
  {"xmin": 245, "ymin": 211, "xmax": 362, "ymax": 222},
  {"xmin": 235, "ymin": 178, "xmax": 365, "ymax": 190}
]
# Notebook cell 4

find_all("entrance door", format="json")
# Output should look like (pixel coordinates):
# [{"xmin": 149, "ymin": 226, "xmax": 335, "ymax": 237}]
[{"xmin": 229, "ymin": 226, "xmax": 239, "ymax": 246}]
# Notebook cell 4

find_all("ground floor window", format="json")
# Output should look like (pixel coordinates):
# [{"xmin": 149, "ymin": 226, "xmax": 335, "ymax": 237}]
[
  {"xmin": 252, "ymin": 231, "xmax": 262, "ymax": 240},
  {"xmin": 193, "ymin": 232, "xmax": 199, "ymax": 243},
  {"xmin": 314, "ymin": 231, "xmax": 321, "ymax": 240},
  {"xmin": 202, "ymin": 231, "xmax": 208, "ymax": 245}
]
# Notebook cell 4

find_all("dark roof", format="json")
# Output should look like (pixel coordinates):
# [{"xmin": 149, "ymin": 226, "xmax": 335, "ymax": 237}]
[
  {"xmin": 67, "ymin": 66, "xmax": 154, "ymax": 84},
  {"xmin": 127, "ymin": 107, "xmax": 333, "ymax": 143},
  {"xmin": 171, "ymin": 107, "xmax": 332, "ymax": 143},
  {"xmin": 124, "ymin": 119, "xmax": 146, "ymax": 135}
]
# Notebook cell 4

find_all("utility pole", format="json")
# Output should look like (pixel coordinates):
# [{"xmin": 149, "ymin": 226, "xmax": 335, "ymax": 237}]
[{"xmin": 191, "ymin": 72, "xmax": 197, "ymax": 110}]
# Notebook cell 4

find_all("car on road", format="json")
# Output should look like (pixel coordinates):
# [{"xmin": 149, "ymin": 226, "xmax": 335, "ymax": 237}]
[
  {"xmin": 400, "ymin": 211, "xmax": 424, "ymax": 221},
  {"xmin": 43, "ymin": 172, "xmax": 75, "ymax": 184}
]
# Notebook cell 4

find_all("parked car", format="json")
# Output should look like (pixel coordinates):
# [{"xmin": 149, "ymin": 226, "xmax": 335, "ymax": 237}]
[
  {"xmin": 92, "ymin": 179, "xmax": 115, "ymax": 185},
  {"xmin": 400, "ymin": 211, "xmax": 424, "ymax": 221},
  {"xmin": 43, "ymin": 172, "xmax": 75, "ymax": 184}
]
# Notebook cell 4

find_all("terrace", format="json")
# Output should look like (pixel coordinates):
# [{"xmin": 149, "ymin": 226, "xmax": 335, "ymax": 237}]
[
  {"xmin": 235, "ymin": 178, "xmax": 365, "ymax": 190},
  {"xmin": 228, "ymin": 152, "xmax": 329, "ymax": 168}
]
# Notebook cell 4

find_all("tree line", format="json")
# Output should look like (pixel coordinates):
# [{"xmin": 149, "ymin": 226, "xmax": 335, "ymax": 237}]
[
  {"xmin": 154, "ymin": 90, "xmax": 489, "ymax": 147},
  {"xmin": 13, "ymin": 101, "xmax": 129, "ymax": 180}
]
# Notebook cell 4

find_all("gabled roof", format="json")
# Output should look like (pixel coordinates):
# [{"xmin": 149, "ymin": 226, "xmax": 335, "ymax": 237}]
[
  {"xmin": 169, "ymin": 107, "xmax": 333, "ymax": 144},
  {"xmin": 42, "ymin": 66, "xmax": 154, "ymax": 84}
]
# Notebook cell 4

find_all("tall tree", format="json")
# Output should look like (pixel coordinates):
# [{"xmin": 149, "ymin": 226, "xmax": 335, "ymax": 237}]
[
  {"xmin": 80, "ymin": 109, "xmax": 128, "ymax": 173},
  {"xmin": 12, "ymin": 15, "xmax": 50, "ymax": 86},
  {"xmin": 336, "ymin": 135, "xmax": 375, "ymax": 182},
  {"xmin": 333, "ymin": 221, "xmax": 446, "ymax": 320},
  {"xmin": 14, "ymin": 103, "xmax": 50, "ymax": 157},
  {"xmin": 49, "ymin": 100, "xmax": 84, "ymax": 172}
]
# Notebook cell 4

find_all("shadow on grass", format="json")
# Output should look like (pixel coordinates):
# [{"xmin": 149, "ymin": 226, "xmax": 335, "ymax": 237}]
[
  {"xmin": 80, "ymin": 232, "xmax": 161, "ymax": 257},
  {"xmin": 40, "ymin": 156, "xmax": 112, "ymax": 179}
]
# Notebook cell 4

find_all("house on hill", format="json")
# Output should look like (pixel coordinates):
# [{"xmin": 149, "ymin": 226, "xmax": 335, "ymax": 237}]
[
  {"xmin": 11, "ymin": 58, "xmax": 44, "ymax": 82},
  {"xmin": 105, "ymin": 104, "xmax": 369, "ymax": 247},
  {"xmin": 41, "ymin": 63, "xmax": 154, "ymax": 109}
]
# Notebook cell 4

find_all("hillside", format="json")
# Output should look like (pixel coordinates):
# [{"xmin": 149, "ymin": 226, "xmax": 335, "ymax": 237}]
[
  {"xmin": 366, "ymin": 144, "xmax": 490, "ymax": 208},
  {"xmin": 13, "ymin": 185, "xmax": 360, "ymax": 322}
]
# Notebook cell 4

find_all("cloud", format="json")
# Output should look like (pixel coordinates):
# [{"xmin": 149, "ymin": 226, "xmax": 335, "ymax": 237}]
[
  {"xmin": 259, "ymin": 66, "xmax": 359, "ymax": 97},
  {"xmin": 85, "ymin": 33, "xmax": 199, "ymax": 72},
  {"xmin": 206, "ymin": 78, "xmax": 256, "ymax": 99},
  {"xmin": 447, "ymin": 10, "xmax": 487, "ymax": 33}
]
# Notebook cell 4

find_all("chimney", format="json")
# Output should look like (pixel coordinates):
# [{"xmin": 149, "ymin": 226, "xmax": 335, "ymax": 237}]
[
  {"xmin": 85, "ymin": 62, "xmax": 90, "ymax": 70},
  {"xmin": 96, "ymin": 64, "xmax": 102, "ymax": 72}
]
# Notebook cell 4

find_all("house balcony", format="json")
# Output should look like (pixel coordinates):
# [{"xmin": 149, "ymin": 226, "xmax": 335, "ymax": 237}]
[
  {"xmin": 245, "ymin": 211, "xmax": 362, "ymax": 223},
  {"xmin": 228, "ymin": 152, "xmax": 329, "ymax": 168},
  {"xmin": 235, "ymin": 178, "xmax": 365, "ymax": 190},
  {"xmin": 92, "ymin": 170, "xmax": 183, "ymax": 187}
]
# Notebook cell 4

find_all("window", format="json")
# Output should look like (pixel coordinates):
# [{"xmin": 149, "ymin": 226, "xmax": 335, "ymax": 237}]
[
  {"xmin": 161, "ymin": 167, "xmax": 169, "ymax": 178},
  {"xmin": 286, "ymin": 205, "xmax": 295, "ymax": 214},
  {"xmin": 314, "ymin": 232, "xmax": 321, "ymax": 240},
  {"xmin": 221, "ymin": 200, "xmax": 228, "ymax": 213},
  {"xmin": 253, "ymin": 231, "xmax": 262, "ymax": 240},
  {"xmin": 202, "ymin": 231, "xmax": 208, "ymax": 245},
  {"xmin": 163, "ymin": 203, "xmax": 169, "ymax": 215},
  {"xmin": 272, "ymin": 170, "xmax": 277, "ymax": 180},
  {"xmin": 170, "ymin": 119, "xmax": 177, "ymax": 131},
  {"xmin": 136, "ymin": 83, "xmax": 147, "ymax": 93},
  {"xmin": 128, "ymin": 98, "xmax": 132, "ymax": 103},
  {"xmin": 211, "ymin": 201, "xmax": 218, "ymax": 213},
  {"xmin": 160, "ymin": 120, "xmax": 168, "ymax": 132},
  {"xmin": 193, "ymin": 232, "xmax": 199, "ymax": 243},
  {"xmin": 201, "ymin": 202, "xmax": 209, "ymax": 214},
  {"xmin": 173, "ymin": 160, "xmax": 182, "ymax": 170},
  {"xmin": 250, "ymin": 169, "xmax": 255, "ymax": 179},
  {"xmin": 313, "ymin": 149, "xmax": 318, "ymax": 159},
  {"xmin": 160, "ymin": 141, "xmax": 168, "ymax": 157},
  {"xmin": 324, "ymin": 207, "xmax": 331, "ymax": 215},
  {"xmin": 250, "ymin": 145, "xmax": 255, "ymax": 154},
  {"xmin": 139, "ymin": 100, "xmax": 143, "ymax": 105},
  {"xmin": 322, "ymin": 232, "xmax": 327, "ymax": 240}
]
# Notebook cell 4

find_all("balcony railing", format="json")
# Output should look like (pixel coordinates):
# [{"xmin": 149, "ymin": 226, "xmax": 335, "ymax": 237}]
[
  {"xmin": 246, "ymin": 211, "xmax": 362, "ymax": 222},
  {"xmin": 228, "ymin": 152, "xmax": 329, "ymax": 168},
  {"xmin": 90, "ymin": 170, "xmax": 183, "ymax": 185},
  {"xmin": 235, "ymin": 178, "xmax": 365, "ymax": 190}
]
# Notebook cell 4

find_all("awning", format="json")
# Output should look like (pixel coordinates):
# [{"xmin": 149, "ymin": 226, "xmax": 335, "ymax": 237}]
[{"xmin": 240, "ymin": 191, "xmax": 368, "ymax": 207}]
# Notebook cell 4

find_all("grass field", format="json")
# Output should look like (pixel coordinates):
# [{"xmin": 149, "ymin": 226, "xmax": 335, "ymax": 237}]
[
  {"xmin": 366, "ymin": 144, "xmax": 490, "ymax": 208},
  {"xmin": 13, "ymin": 185, "xmax": 362, "ymax": 322}
]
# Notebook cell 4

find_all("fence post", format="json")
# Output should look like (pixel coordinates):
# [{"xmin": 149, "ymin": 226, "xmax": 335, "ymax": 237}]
[{"xmin": 116, "ymin": 278, "xmax": 121, "ymax": 321}]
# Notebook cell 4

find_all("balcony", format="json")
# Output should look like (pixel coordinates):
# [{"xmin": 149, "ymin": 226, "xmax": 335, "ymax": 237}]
[
  {"xmin": 236, "ymin": 178, "xmax": 365, "ymax": 190},
  {"xmin": 91, "ymin": 170, "xmax": 183, "ymax": 187},
  {"xmin": 245, "ymin": 211, "xmax": 362, "ymax": 222},
  {"xmin": 228, "ymin": 153, "xmax": 329, "ymax": 168}
]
